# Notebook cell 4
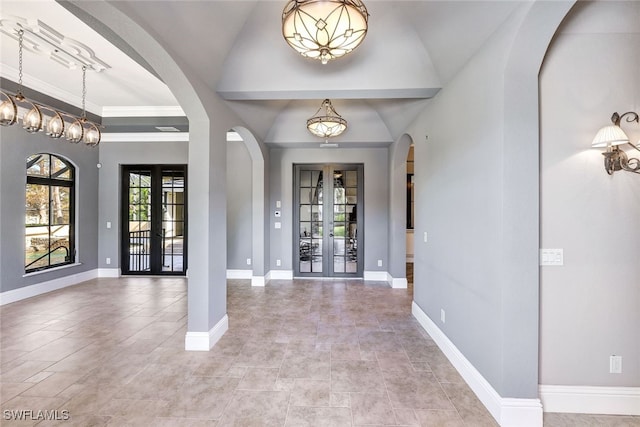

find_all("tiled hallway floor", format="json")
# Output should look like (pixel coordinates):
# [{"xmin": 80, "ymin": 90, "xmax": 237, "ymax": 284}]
[{"xmin": 1, "ymin": 277, "xmax": 638, "ymax": 426}]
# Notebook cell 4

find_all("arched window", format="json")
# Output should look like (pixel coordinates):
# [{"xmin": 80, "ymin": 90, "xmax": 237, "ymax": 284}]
[{"xmin": 25, "ymin": 154, "xmax": 75, "ymax": 272}]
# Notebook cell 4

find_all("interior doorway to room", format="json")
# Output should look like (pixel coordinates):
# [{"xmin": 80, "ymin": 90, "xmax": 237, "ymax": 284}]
[
  {"xmin": 294, "ymin": 164, "xmax": 364, "ymax": 277},
  {"xmin": 121, "ymin": 165, "xmax": 187, "ymax": 275}
]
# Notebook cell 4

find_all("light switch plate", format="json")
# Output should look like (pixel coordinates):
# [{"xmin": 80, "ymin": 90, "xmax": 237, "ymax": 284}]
[{"xmin": 540, "ymin": 248, "xmax": 563, "ymax": 266}]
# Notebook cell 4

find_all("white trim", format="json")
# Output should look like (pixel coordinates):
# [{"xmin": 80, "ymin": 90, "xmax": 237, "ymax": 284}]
[
  {"xmin": 184, "ymin": 314, "xmax": 229, "ymax": 351},
  {"xmin": 267, "ymin": 270, "xmax": 294, "ymax": 280},
  {"xmin": 226, "ymin": 269, "xmax": 252, "ymax": 279},
  {"xmin": 251, "ymin": 276, "xmax": 266, "ymax": 287},
  {"xmin": 364, "ymin": 271, "xmax": 388, "ymax": 282},
  {"xmin": 1, "ymin": 269, "xmax": 98, "ymax": 306},
  {"xmin": 390, "ymin": 275, "xmax": 408, "ymax": 289},
  {"xmin": 539, "ymin": 385, "xmax": 640, "ymax": 416},
  {"xmin": 100, "ymin": 132, "xmax": 189, "ymax": 143},
  {"xmin": 22, "ymin": 262, "xmax": 82, "ymax": 278},
  {"xmin": 98, "ymin": 268, "xmax": 120, "ymax": 278},
  {"xmin": 412, "ymin": 301, "xmax": 543, "ymax": 427},
  {"xmin": 1, "ymin": 66, "xmax": 102, "ymax": 115},
  {"xmin": 101, "ymin": 106, "xmax": 186, "ymax": 117}
]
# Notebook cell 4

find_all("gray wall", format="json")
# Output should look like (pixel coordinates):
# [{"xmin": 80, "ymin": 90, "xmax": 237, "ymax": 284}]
[
  {"xmin": 226, "ymin": 139, "xmax": 253, "ymax": 270},
  {"xmin": 269, "ymin": 148, "xmax": 389, "ymax": 273},
  {"xmin": 97, "ymin": 140, "xmax": 188, "ymax": 271},
  {"xmin": 0, "ymin": 125, "xmax": 99, "ymax": 292},
  {"xmin": 539, "ymin": 1, "xmax": 640, "ymax": 387},
  {"xmin": 406, "ymin": 1, "xmax": 571, "ymax": 399}
]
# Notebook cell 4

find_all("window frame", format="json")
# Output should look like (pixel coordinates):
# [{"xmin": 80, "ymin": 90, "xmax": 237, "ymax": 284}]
[{"xmin": 25, "ymin": 153, "xmax": 76, "ymax": 273}]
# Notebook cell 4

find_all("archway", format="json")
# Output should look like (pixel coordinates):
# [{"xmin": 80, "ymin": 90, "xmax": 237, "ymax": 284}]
[
  {"xmin": 388, "ymin": 133, "xmax": 414, "ymax": 288},
  {"xmin": 231, "ymin": 126, "xmax": 270, "ymax": 286},
  {"xmin": 66, "ymin": 1, "xmax": 240, "ymax": 351}
]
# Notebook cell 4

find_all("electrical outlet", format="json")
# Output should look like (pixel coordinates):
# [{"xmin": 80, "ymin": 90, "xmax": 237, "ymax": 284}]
[
  {"xmin": 246, "ymin": 258, "xmax": 251, "ymax": 265},
  {"xmin": 106, "ymin": 221, "xmax": 111, "ymax": 229},
  {"xmin": 377, "ymin": 259, "xmax": 383, "ymax": 267},
  {"xmin": 440, "ymin": 309, "xmax": 445, "ymax": 323},
  {"xmin": 423, "ymin": 232, "xmax": 428, "ymax": 243},
  {"xmin": 610, "ymin": 355, "xmax": 622, "ymax": 374},
  {"xmin": 276, "ymin": 259, "xmax": 281, "ymax": 267},
  {"xmin": 106, "ymin": 257, "xmax": 111, "ymax": 265}
]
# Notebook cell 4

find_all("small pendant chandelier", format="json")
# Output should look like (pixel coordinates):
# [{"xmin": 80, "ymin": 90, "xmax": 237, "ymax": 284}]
[
  {"xmin": 307, "ymin": 99, "xmax": 347, "ymax": 138},
  {"xmin": 282, "ymin": 0, "xmax": 369, "ymax": 64}
]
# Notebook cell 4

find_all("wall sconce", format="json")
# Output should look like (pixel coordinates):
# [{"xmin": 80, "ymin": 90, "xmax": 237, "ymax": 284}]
[{"xmin": 592, "ymin": 111, "xmax": 640, "ymax": 175}]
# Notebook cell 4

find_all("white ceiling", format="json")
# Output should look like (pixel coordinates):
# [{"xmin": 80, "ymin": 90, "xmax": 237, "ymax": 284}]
[{"xmin": 0, "ymin": 0, "xmax": 522, "ymax": 147}]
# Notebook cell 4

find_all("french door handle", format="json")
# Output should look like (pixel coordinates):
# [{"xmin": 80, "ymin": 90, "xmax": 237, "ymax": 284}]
[{"xmin": 329, "ymin": 233, "xmax": 334, "ymax": 237}]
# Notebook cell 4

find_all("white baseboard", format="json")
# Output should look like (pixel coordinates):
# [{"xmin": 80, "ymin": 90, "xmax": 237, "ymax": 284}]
[
  {"xmin": 390, "ymin": 275, "xmax": 408, "ymax": 289},
  {"xmin": 267, "ymin": 270, "xmax": 293, "ymax": 280},
  {"xmin": 98, "ymin": 268, "xmax": 120, "ymax": 278},
  {"xmin": 0, "ymin": 269, "xmax": 99, "ymax": 306},
  {"xmin": 184, "ymin": 314, "xmax": 229, "ymax": 351},
  {"xmin": 539, "ymin": 385, "xmax": 640, "ymax": 416},
  {"xmin": 251, "ymin": 276, "xmax": 265, "ymax": 287},
  {"xmin": 364, "ymin": 271, "xmax": 388, "ymax": 282},
  {"xmin": 226, "ymin": 269, "xmax": 252, "ymax": 279},
  {"xmin": 412, "ymin": 301, "xmax": 543, "ymax": 427}
]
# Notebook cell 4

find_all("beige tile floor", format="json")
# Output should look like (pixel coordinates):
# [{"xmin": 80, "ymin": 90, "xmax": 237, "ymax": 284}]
[{"xmin": 0, "ymin": 276, "xmax": 638, "ymax": 426}]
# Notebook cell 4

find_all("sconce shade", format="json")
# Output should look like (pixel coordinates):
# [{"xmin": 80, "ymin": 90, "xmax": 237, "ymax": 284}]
[
  {"xmin": 0, "ymin": 93, "xmax": 17, "ymax": 126},
  {"xmin": 66, "ymin": 119, "xmax": 84, "ymax": 143},
  {"xmin": 84, "ymin": 123, "xmax": 101, "ymax": 146},
  {"xmin": 22, "ymin": 103, "xmax": 43, "ymax": 133},
  {"xmin": 592, "ymin": 124, "xmax": 629, "ymax": 148},
  {"xmin": 46, "ymin": 111, "xmax": 65, "ymax": 138},
  {"xmin": 282, "ymin": 0, "xmax": 369, "ymax": 64}
]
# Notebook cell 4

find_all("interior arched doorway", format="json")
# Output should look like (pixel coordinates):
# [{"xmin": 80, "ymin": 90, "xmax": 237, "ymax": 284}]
[
  {"xmin": 65, "ymin": 1, "xmax": 239, "ymax": 351},
  {"xmin": 231, "ymin": 126, "xmax": 270, "ymax": 286},
  {"xmin": 388, "ymin": 133, "xmax": 414, "ymax": 288}
]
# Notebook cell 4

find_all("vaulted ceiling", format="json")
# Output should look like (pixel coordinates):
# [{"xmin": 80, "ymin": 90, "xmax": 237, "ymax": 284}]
[{"xmin": 0, "ymin": 0, "xmax": 521, "ymax": 147}]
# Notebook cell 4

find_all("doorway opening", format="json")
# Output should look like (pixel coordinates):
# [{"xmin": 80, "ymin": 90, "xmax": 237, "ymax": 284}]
[
  {"xmin": 294, "ymin": 164, "xmax": 363, "ymax": 277},
  {"xmin": 121, "ymin": 165, "xmax": 187, "ymax": 275}
]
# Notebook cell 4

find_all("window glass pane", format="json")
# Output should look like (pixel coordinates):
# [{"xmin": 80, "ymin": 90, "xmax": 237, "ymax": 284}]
[
  {"xmin": 25, "ymin": 226, "xmax": 49, "ymax": 269},
  {"xmin": 346, "ymin": 170, "xmax": 357, "ymax": 187},
  {"xmin": 346, "ymin": 187, "xmax": 357, "ymax": 204},
  {"xmin": 51, "ymin": 186, "xmax": 70, "ymax": 224},
  {"xmin": 27, "ymin": 154, "xmax": 49, "ymax": 177},
  {"xmin": 300, "ymin": 222, "xmax": 311, "ymax": 238},
  {"xmin": 300, "ymin": 171, "xmax": 311, "ymax": 187},
  {"xmin": 129, "ymin": 172, "xmax": 140, "ymax": 187},
  {"xmin": 300, "ymin": 205, "xmax": 311, "ymax": 222},
  {"xmin": 26, "ymin": 184, "xmax": 49, "ymax": 225},
  {"xmin": 311, "ymin": 171, "xmax": 322, "ymax": 188},
  {"xmin": 51, "ymin": 156, "xmax": 72, "ymax": 180},
  {"xmin": 300, "ymin": 188, "xmax": 311, "ymax": 204}
]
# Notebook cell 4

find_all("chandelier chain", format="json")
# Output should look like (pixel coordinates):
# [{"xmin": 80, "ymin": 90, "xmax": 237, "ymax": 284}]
[
  {"xmin": 81, "ymin": 66, "xmax": 87, "ymax": 118},
  {"xmin": 17, "ymin": 29, "xmax": 24, "ymax": 94}
]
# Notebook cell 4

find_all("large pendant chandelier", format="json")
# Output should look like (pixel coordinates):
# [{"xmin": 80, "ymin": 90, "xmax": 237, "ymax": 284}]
[
  {"xmin": 307, "ymin": 99, "xmax": 347, "ymax": 138},
  {"xmin": 282, "ymin": 0, "xmax": 369, "ymax": 64},
  {"xmin": 0, "ymin": 29, "xmax": 102, "ymax": 146}
]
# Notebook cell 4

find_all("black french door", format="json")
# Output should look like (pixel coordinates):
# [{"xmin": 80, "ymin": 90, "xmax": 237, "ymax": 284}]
[{"xmin": 121, "ymin": 165, "xmax": 187, "ymax": 275}]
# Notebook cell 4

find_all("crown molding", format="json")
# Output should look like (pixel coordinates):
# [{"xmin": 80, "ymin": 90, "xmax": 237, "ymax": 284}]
[
  {"xmin": 101, "ymin": 106, "xmax": 185, "ymax": 117},
  {"xmin": 1, "ymin": 65, "xmax": 102, "ymax": 115}
]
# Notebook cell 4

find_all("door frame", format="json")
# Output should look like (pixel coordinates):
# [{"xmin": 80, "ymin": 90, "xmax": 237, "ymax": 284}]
[
  {"xmin": 293, "ymin": 163, "xmax": 364, "ymax": 278},
  {"xmin": 120, "ymin": 164, "xmax": 188, "ymax": 276}
]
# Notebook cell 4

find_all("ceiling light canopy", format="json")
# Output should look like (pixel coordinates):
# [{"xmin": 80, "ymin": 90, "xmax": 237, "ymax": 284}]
[
  {"xmin": 307, "ymin": 99, "xmax": 347, "ymax": 138},
  {"xmin": 282, "ymin": 0, "xmax": 369, "ymax": 64}
]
